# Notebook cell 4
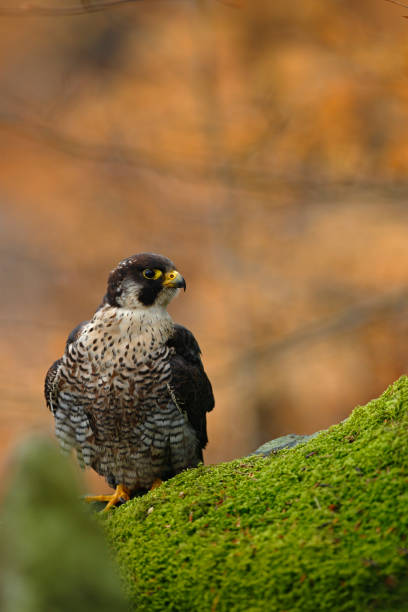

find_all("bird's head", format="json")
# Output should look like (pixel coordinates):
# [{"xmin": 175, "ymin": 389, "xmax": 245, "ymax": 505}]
[{"xmin": 105, "ymin": 253, "xmax": 186, "ymax": 310}]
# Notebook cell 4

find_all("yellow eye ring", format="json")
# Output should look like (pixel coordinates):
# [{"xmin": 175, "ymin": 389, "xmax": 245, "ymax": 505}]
[{"xmin": 142, "ymin": 268, "xmax": 162, "ymax": 280}]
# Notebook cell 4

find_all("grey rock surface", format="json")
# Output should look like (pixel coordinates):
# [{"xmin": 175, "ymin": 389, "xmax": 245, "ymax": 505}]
[{"xmin": 251, "ymin": 432, "xmax": 320, "ymax": 456}]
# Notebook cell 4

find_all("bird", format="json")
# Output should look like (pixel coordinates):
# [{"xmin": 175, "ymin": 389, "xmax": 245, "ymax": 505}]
[{"xmin": 44, "ymin": 253, "xmax": 214, "ymax": 510}]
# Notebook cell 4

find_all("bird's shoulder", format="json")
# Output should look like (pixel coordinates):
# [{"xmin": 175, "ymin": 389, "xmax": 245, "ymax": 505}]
[
  {"xmin": 65, "ymin": 320, "xmax": 90, "ymax": 348},
  {"xmin": 167, "ymin": 323, "xmax": 203, "ymax": 363}
]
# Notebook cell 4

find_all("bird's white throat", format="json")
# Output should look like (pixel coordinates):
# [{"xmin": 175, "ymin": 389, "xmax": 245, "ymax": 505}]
[{"xmin": 79, "ymin": 304, "xmax": 174, "ymax": 363}]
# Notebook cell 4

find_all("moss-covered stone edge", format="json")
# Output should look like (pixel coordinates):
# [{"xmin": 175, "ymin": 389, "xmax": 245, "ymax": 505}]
[{"xmin": 102, "ymin": 376, "xmax": 408, "ymax": 611}]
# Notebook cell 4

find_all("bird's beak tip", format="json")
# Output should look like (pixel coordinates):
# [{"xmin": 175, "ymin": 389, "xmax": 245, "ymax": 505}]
[{"xmin": 163, "ymin": 270, "xmax": 186, "ymax": 290}]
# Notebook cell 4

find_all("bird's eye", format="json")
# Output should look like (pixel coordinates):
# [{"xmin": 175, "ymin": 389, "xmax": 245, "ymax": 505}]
[{"xmin": 142, "ymin": 268, "xmax": 162, "ymax": 280}]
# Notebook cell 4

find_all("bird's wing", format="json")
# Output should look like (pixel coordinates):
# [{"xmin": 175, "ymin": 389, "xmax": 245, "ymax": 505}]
[
  {"xmin": 167, "ymin": 324, "xmax": 214, "ymax": 451},
  {"xmin": 44, "ymin": 358, "xmax": 62, "ymax": 414},
  {"xmin": 44, "ymin": 320, "xmax": 89, "ymax": 414}
]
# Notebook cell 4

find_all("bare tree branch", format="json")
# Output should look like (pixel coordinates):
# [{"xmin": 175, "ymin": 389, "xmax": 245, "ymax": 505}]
[
  {"xmin": 385, "ymin": 0, "xmax": 408, "ymax": 11},
  {"xmin": 0, "ymin": 0, "xmax": 180, "ymax": 18},
  {"xmin": 215, "ymin": 288, "xmax": 408, "ymax": 383},
  {"xmin": 2, "ymin": 108, "xmax": 408, "ymax": 202},
  {"xmin": 0, "ymin": 110, "xmax": 192, "ymax": 174},
  {"xmin": 0, "ymin": 317, "xmax": 74, "ymax": 330}
]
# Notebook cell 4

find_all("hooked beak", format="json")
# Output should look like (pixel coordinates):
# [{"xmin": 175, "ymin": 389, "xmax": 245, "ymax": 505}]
[{"xmin": 162, "ymin": 270, "xmax": 186, "ymax": 291}]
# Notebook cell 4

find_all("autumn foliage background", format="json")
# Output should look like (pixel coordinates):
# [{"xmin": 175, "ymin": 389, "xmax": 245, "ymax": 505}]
[{"xmin": 1, "ymin": 0, "xmax": 408, "ymax": 494}]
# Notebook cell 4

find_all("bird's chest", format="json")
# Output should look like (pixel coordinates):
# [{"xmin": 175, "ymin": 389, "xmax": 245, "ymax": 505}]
[
  {"xmin": 105, "ymin": 343, "xmax": 172, "ymax": 409},
  {"xmin": 62, "ymin": 310, "xmax": 174, "ymax": 414}
]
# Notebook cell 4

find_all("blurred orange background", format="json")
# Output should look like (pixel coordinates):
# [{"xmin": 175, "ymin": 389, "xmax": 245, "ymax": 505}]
[{"xmin": 1, "ymin": 0, "xmax": 408, "ymax": 494}]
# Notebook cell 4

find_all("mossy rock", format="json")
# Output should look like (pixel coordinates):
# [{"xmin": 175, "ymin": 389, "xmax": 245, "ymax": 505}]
[{"xmin": 102, "ymin": 377, "xmax": 408, "ymax": 611}]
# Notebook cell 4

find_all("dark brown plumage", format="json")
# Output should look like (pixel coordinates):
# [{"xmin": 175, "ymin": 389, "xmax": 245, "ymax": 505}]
[{"xmin": 45, "ymin": 253, "xmax": 214, "ymax": 509}]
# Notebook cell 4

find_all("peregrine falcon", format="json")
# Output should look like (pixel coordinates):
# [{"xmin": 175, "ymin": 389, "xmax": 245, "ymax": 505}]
[{"xmin": 45, "ymin": 253, "xmax": 214, "ymax": 510}]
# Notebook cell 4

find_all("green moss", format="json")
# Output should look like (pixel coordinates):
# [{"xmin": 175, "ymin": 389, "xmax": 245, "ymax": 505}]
[{"xmin": 102, "ymin": 376, "xmax": 408, "ymax": 611}]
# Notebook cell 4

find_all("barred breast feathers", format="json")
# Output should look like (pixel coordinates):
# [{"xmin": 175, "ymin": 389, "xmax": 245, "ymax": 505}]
[{"xmin": 56, "ymin": 303, "xmax": 177, "ymax": 453}]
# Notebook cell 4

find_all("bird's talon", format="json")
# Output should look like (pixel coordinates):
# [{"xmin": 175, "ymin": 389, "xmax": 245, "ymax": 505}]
[{"xmin": 85, "ymin": 484, "xmax": 130, "ymax": 511}]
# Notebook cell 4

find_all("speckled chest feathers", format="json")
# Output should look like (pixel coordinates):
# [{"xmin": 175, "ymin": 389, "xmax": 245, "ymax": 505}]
[{"xmin": 54, "ymin": 304, "xmax": 199, "ymax": 490}]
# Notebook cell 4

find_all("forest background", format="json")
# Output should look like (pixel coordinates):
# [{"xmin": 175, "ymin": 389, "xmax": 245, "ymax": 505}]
[{"xmin": 0, "ymin": 0, "xmax": 407, "ymax": 494}]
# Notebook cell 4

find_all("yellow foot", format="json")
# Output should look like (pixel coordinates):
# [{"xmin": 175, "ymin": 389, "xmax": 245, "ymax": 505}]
[
  {"xmin": 150, "ymin": 478, "xmax": 163, "ymax": 490},
  {"xmin": 85, "ymin": 484, "xmax": 130, "ymax": 512}
]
